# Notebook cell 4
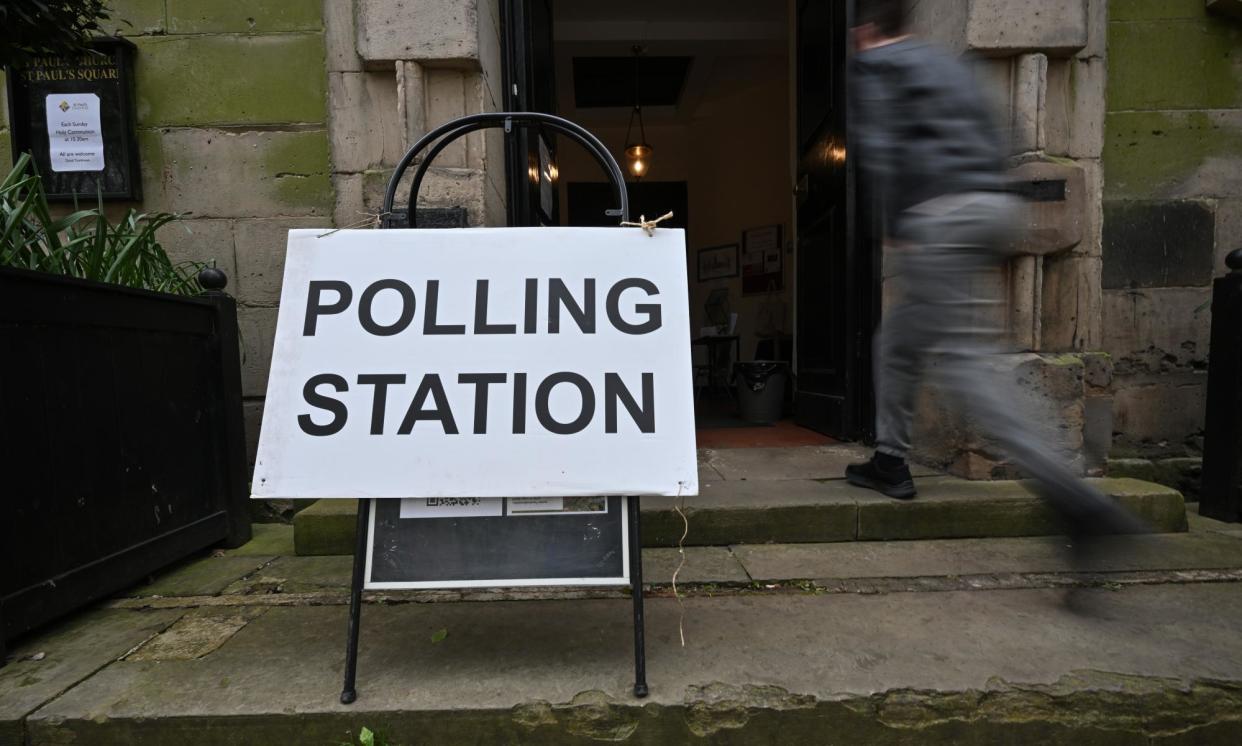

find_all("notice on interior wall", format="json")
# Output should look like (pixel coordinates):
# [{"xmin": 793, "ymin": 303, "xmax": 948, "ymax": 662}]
[
  {"xmin": 742, "ymin": 225, "xmax": 783, "ymax": 295},
  {"xmin": 44, "ymin": 93, "xmax": 104, "ymax": 172}
]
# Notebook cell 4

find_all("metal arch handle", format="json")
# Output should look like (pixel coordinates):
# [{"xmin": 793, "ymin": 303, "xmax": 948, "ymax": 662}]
[
  {"xmin": 382, "ymin": 112, "xmax": 630, "ymax": 228},
  {"xmin": 404, "ymin": 120, "xmax": 495, "ymax": 228}
]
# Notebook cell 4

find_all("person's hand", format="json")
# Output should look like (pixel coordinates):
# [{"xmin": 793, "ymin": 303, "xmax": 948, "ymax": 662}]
[
  {"xmin": 851, "ymin": 23, "xmax": 880, "ymax": 52},
  {"xmin": 852, "ymin": 23, "xmax": 911, "ymax": 53}
]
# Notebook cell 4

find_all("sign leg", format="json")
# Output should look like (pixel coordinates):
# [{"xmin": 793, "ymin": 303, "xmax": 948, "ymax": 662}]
[
  {"xmin": 340, "ymin": 498, "xmax": 372, "ymax": 705},
  {"xmin": 627, "ymin": 496, "xmax": 649, "ymax": 698}
]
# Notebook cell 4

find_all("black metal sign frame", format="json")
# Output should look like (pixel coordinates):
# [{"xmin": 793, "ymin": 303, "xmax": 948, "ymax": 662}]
[{"xmin": 339, "ymin": 112, "xmax": 647, "ymax": 705}]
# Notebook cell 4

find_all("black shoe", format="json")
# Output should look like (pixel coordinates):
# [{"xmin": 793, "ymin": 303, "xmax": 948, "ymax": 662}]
[{"xmin": 845, "ymin": 456, "xmax": 917, "ymax": 499}]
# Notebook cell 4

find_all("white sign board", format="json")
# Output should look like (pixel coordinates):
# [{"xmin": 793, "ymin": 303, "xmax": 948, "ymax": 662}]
[
  {"xmin": 45, "ymin": 93, "xmax": 104, "ymax": 172},
  {"xmin": 252, "ymin": 228, "xmax": 699, "ymax": 500}
]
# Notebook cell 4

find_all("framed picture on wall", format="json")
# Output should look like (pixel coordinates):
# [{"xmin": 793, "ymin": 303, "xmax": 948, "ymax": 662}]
[
  {"xmin": 742, "ymin": 224, "xmax": 783, "ymax": 295},
  {"xmin": 698, "ymin": 244, "xmax": 739, "ymax": 282}
]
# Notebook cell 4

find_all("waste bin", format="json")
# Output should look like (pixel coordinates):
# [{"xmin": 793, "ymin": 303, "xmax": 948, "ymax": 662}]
[{"xmin": 735, "ymin": 361, "xmax": 787, "ymax": 424}]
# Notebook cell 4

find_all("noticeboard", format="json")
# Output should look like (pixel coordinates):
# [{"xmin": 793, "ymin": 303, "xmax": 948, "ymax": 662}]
[
  {"xmin": 6, "ymin": 38, "xmax": 141, "ymax": 201},
  {"xmin": 365, "ymin": 496, "xmax": 628, "ymax": 589}
]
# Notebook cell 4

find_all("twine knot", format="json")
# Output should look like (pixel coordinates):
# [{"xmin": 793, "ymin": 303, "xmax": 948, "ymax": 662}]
[{"xmin": 620, "ymin": 211, "xmax": 674, "ymax": 237}]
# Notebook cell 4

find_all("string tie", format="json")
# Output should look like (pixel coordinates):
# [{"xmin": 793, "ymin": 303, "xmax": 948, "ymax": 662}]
[{"xmin": 620, "ymin": 211, "xmax": 674, "ymax": 237}]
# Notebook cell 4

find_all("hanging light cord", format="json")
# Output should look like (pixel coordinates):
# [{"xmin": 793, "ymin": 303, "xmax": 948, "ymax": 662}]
[{"xmin": 625, "ymin": 44, "xmax": 649, "ymax": 155}]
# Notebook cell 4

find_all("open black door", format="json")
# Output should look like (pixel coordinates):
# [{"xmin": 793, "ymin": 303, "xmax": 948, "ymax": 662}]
[
  {"xmin": 501, "ymin": 0, "xmax": 558, "ymax": 227},
  {"xmin": 793, "ymin": 0, "xmax": 877, "ymax": 440}
]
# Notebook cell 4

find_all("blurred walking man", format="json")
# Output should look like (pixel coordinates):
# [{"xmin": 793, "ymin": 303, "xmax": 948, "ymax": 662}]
[{"xmin": 843, "ymin": 0, "xmax": 1145, "ymax": 543}]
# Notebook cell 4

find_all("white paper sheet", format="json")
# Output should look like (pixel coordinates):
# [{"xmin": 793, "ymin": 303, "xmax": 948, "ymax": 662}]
[{"xmin": 45, "ymin": 93, "xmax": 104, "ymax": 172}]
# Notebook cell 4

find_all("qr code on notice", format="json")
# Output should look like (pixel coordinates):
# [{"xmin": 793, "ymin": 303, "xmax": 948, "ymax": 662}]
[{"xmin": 427, "ymin": 498, "xmax": 481, "ymax": 508}]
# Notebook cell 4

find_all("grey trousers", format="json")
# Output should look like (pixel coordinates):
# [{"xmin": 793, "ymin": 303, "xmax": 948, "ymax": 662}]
[{"xmin": 873, "ymin": 192, "xmax": 1142, "ymax": 531}]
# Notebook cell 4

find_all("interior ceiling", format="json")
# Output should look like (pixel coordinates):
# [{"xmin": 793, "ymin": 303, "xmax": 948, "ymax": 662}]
[
  {"xmin": 572, "ymin": 56, "xmax": 694, "ymax": 109},
  {"xmin": 552, "ymin": 0, "xmax": 788, "ymax": 125}
]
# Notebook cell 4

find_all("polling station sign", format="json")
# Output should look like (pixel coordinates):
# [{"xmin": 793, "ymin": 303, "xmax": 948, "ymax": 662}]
[{"xmin": 252, "ymin": 228, "xmax": 698, "ymax": 500}]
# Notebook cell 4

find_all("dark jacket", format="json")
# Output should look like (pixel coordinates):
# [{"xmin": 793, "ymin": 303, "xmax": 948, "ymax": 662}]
[{"xmin": 850, "ymin": 39, "xmax": 1005, "ymax": 237}]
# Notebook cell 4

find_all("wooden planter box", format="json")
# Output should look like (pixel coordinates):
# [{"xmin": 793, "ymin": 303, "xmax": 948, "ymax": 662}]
[{"xmin": 0, "ymin": 267, "xmax": 251, "ymax": 648}]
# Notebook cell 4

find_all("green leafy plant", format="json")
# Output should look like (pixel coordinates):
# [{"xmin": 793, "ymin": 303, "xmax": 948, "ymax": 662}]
[
  {"xmin": 0, "ymin": 153, "xmax": 206, "ymax": 295},
  {"xmin": 0, "ymin": 0, "xmax": 112, "ymax": 69},
  {"xmin": 339, "ymin": 726, "xmax": 388, "ymax": 746}
]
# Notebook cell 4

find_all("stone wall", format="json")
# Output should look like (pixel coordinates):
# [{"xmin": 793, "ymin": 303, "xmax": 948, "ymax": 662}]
[
  {"xmin": 0, "ymin": 0, "xmax": 335, "ymax": 471},
  {"xmin": 1102, "ymin": 0, "xmax": 1242, "ymax": 458},
  {"xmin": 326, "ymin": 0, "xmax": 506, "ymax": 233},
  {"xmin": 1, "ymin": 0, "xmax": 505, "ymax": 477},
  {"xmin": 906, "ymin": 0, "xmax": 1113, "ymax": 477}
]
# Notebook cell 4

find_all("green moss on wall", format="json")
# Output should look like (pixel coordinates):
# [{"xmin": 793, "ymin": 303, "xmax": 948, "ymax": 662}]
[
  {"xmin": 1105, "ymin": 110, "xmax": 1242, "ymax": 199},
  {"xmin": 265, "ymin": 135, "xmax": 333, "ymax": 209},
  {"xmin": 6, "ymin": 0, "xmax": 334, "ymax": 223},
  {"xmin": 1108, "ymin": 18, "xmax": 1242, "ymax": 111},
  {"xmin": 137, "ymin": 129, "xmax": 331, "ymax": 217},
  {"xmin": 132, "ymin": 34, "xmax": 327, "ymax": 127},
  {"xmin": 135, "ymin": 128, "xmax": 168, "ymax": 206},
  {"xmin": 1106, "ymin": 0, "xmax": 1242, "ymax": 201},
  {"xmin": 1111, "ymin": 0, "xmax": 1211, "ymax": 21},
  {"xmin": 100, "ymin": 0, "xmax": 167, "ymax": 35},
  {"xmin": 167, "ymin": 0, "xmax": 322, "ymax": 34}
]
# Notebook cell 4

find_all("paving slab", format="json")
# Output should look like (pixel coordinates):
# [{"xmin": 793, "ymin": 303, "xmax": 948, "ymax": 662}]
[
  {"xmin": 0, "ymin": 608, "xmax": 182, "ymax": 745},
  {"xmin": 125, "ymin": 554, "xmax": 277, "ymax": 598},
  {"xmin": 205, "ymin": 550, "xmax": 749, "ymax": 597},
  {"xmin": 733, "ymin": 532, "xmax": 1242, "ymax": 581},
  {"xmin": 221, "ymin": 523, "xmax": 295, "ymax": 557},
  {"xmin": 696, "ymin": 450, "xmax": 724, "ymax": 484},
  {"xmin": 294, "ymin": 497, "xmax": 358, "ymax": 556},
  {"xmin": 24, "ymin": 584, "xmax": 1242, "ymax": 744},
  {"xmin": 222, "ymin": 555, "xmax": 354, "ymax": 595},
  {"xmin": 701, "ymin": 444, "xmax": 939, "ymax": 481},
  {"xmin": 126, "ymin": 608, "xmax": 269, "ymax": 662},
  {"xmin": 1187, "ymin": 505, "xmax": 1242, "ymax": 537},
  {"xmin": 641, "ymin": 547, "xmax": 750, "ymax": 585}
]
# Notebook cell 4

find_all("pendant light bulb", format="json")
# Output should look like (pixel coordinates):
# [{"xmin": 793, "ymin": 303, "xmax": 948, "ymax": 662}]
[
  {"xmin": 626, "ymin": 142, "xmax": 652, "ymax": 179},
  {"xmin": 624, "ymin": 45, "xmax": 653, "ymax": 181}
]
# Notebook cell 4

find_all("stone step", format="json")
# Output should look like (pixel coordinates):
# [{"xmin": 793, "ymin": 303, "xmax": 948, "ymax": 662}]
[
  {"xmin": 292, "ymin": 476, "xmax": 1187, "ymax": 556},
  {"xmin": 9, "ymin": 519, "xmax": 1241, "ymax": 745},
  {"xmin": 14, "ymin": 583, "xmax": 1242, "ymax": 745}
]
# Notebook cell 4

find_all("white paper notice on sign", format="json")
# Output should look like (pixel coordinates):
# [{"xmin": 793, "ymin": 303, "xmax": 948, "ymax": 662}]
[
  {"xmin": 252, "ymin": 228, "xmax": 699, "ymax": 500},
  {"xmin": 399, "ymin": 497, "xmax": 503, "ymax": 519},
  {"xmin": 45, "ymin": 93, "xmax": 105, "ymax": 172}
]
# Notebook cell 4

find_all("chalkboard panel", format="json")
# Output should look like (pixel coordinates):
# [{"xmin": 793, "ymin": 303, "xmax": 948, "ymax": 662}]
[{"xmin": 365, "ymin": 496, "xmax": 628, "ymax": 589}]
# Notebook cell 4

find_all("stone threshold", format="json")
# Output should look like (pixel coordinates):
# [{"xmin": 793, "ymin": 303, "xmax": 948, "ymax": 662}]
[
  {"xmin": 292, "ymin": 476, "xmax": 1188, "ymax": 555},
  {"xmin": 108, "ymin": 530, "xmax": 1242, "ymax": 608},
  {"xmin": 105, "ymin": 567, "xmax": 1242, "ymax": 611}
]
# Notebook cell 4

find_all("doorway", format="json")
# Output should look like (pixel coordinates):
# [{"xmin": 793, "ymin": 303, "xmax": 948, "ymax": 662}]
[{"xmin": 501, "ymin": 0, "xmax": 875, "ymax": 444}]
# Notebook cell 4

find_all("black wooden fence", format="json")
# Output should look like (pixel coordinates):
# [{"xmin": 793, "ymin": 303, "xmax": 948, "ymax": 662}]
[{"xmin": 0, "ymin": 267, "xmax": 251, "ymax": 647}]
